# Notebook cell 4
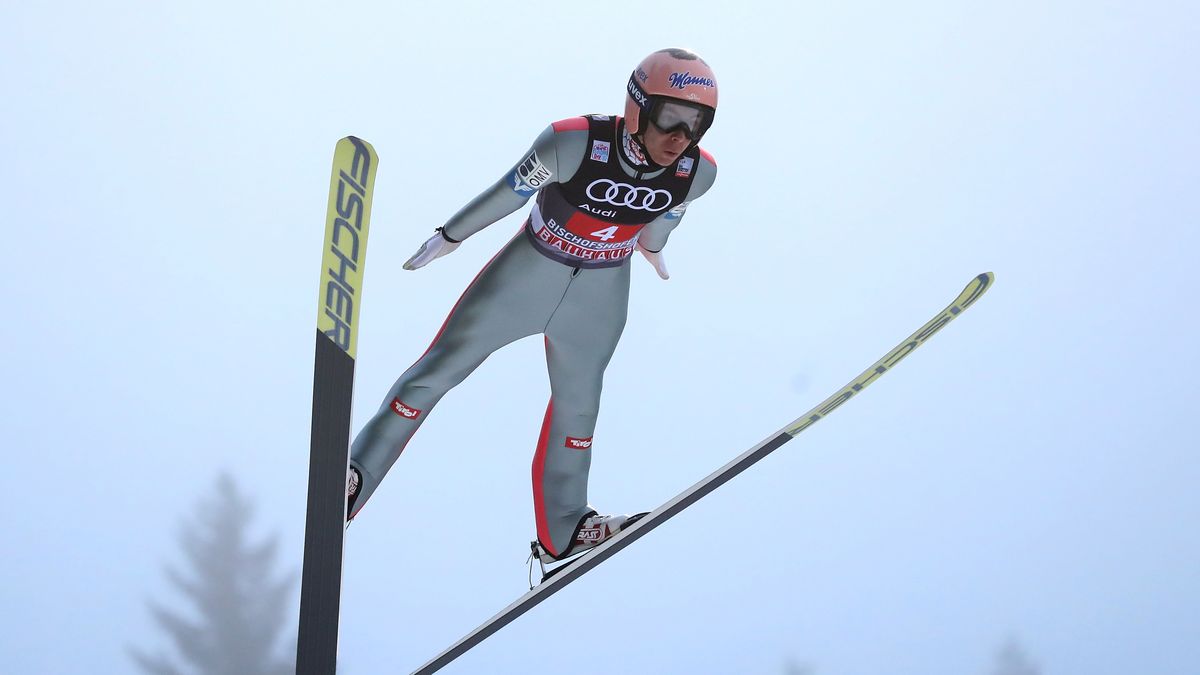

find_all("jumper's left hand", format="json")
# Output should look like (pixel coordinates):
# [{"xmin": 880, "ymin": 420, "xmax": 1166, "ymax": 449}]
[
  {"xmin": 637, "ymin": 241, "xmax": 670, "ymax": 280},
  {"xmin": 403, "ymin": 229, "xmax": 460, "ymax": 271}
]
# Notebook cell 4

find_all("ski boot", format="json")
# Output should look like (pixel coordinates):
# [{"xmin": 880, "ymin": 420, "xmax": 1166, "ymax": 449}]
[
  {"xmin": 527, "ymin": 512, "xmax": 648, "ymax": 586},
  {"xmin": 346, "ymin": 466, "xmax": 361, "ymax": 524}
]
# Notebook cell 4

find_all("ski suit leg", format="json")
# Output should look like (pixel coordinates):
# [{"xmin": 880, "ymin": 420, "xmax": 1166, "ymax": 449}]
[
  {"xmin": 350, "ymin": 234, "xmax": 574, "ymax": 516},
  {"xmin": 532, "ymin": 262, "xmax": 631, "ymax": 557}
]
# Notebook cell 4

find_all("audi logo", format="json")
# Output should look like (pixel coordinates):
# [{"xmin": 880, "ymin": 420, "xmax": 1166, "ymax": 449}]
[{"xmin": 585, "ymin": 179, "xmax": 673, "ymax": 212}]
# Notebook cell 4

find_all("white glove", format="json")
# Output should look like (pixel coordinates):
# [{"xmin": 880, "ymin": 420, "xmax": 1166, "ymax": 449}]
[
  {"xmin": 637, "ymin": 241, "xmax": 670, "ymax": 280},
  {"xmin": 403, "ymin": 229, "xmax": 461, "ymax": 270}
]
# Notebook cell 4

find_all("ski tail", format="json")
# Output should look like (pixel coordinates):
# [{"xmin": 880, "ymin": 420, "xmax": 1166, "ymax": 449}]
[{"xmin": 297, "ymin": 136, "xmax": 379, "ymax": 675}]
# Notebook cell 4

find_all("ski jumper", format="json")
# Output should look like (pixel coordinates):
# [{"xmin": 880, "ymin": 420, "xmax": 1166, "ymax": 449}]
[{"xmin": 349, "ymin": 115, "xmax": 717, "ymax": 557}]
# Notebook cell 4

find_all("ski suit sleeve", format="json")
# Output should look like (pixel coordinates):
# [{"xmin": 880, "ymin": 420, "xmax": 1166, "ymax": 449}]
[
  {"xmin": 439, "ymin": 125, "xmax": 568, "ymax": 242},
  {"xmin": 636, "ymin": 150, "xmax": 718, "ymax": 253}
]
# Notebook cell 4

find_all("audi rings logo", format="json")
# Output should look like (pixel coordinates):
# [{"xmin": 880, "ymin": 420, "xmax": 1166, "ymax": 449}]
[{"xmin": 585, "ymin": 179, "xmax": 673, "ymax": 212}]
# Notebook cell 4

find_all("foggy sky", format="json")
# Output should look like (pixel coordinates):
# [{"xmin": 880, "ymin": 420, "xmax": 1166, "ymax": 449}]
[{"xmin": 2, "ymin": 1, "xmax": 1197, "ymax": 673}]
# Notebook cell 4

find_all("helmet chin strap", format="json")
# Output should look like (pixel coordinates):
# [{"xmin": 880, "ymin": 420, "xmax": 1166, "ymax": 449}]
[
  {"xmin": 620, "ymin": 120, "xmax": 664, "ymax": 171},
  {"xmin": 634, "ymin": 134, "xmax": 665, "ymax": 170}
]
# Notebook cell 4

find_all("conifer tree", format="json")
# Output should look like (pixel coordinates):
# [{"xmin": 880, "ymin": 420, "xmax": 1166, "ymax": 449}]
[
  {"xmin": 991, "ymin": 636, "xmax": 1041, "ymax": 675},
  {"xmin": 130, "ymin": 473, "xmax": 296, "ymax": 675}
]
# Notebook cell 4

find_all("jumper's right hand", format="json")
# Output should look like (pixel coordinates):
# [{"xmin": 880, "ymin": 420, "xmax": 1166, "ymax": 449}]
[{"xmin": 403, "ymin": 229, "xmax": 461, "ymax": 270}]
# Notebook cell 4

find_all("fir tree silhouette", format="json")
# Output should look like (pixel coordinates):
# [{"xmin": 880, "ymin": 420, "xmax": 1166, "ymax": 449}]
[
  {"xmin": 130, "ymin": 472, "xmax": 296, "ymax": 675},
  {"xmin": 783, "ymin": 659, "xmax": 816, "ymax": 675},
  {"xmin": 990, "ymin": 636, "xmax": 1041, "ymax": 675}
]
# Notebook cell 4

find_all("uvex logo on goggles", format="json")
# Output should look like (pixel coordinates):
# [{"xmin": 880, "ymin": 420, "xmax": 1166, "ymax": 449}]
[{"xmin": 627, "ymin": 75, "xmax": 652, "ymax": 110}]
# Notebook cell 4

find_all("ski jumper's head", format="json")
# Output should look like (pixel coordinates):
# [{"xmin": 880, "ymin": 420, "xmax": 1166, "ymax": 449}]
[{"xmin": 624, "ymin": 48, "xmax": 718, "ymax": 166}]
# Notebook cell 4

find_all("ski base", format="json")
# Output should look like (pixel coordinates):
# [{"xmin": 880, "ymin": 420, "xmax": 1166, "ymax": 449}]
[{"xmin": 296, "ymin": 136, "xmax": 378, "ymax": 675}]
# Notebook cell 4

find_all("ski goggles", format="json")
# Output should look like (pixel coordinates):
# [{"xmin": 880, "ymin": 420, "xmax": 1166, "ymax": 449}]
[{"xmin": 647, "ymin": 100, "xmax": 714, "ymax": 141}]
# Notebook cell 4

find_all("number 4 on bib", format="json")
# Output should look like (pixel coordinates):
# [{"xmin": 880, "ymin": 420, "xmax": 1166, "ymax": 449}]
[{"xmin": 590, "ymin": 225, "xmax": 620, "ymax": 241}]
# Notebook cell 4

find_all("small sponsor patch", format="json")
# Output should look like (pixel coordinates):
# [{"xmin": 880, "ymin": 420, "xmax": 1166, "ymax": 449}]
[
  {"xmin": 592, "ymin": 114, "xmax": 611, "ymax": 121},
  {"xmin": 590, "ymin": 140, "xmax": 610, "ymax": 163},
  {"xmin": 509, "ymin": 171, "xmax": 535, "ymax": 195},
  {"xmin": 675, "ymin": 156, "xmax": 694, "ymax": 177},
  {"xmin": 664, "ymin": 200, "xmax": 690, "ymax": 221},
  {"xmin": 509, "ymin": 151, "xmax": 551, "ymax": 195},
  {"xmin": 565, "ymin": 436, "xmax": 593, "ymax": 450},
  {"xmin": 390, "ymin": 398, "xmax": 422, "ymax": 420}
]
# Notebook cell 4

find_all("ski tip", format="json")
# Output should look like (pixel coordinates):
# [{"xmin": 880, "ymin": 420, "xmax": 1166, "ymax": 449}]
[
  {"xmin": 337, "ymin": 135, "xmax": 378, "ymax": 159},
  {"xmin": 953, "ymin": 272, "xmax": 994, "ymax": 310},
  {"xmin": 975, "ymin": 271, "xmax": 996, "ymax": 295}
]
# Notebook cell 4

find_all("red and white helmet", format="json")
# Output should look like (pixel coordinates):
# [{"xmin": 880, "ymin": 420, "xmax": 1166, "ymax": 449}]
[{"xmin": 625, "ymin": 48, "xmax": 718, "ymax": 142}]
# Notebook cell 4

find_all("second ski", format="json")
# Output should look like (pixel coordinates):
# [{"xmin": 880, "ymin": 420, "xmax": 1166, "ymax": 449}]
[{"xmin": 411, "ymin": 272, "xmax": 995, "ymax": 674}]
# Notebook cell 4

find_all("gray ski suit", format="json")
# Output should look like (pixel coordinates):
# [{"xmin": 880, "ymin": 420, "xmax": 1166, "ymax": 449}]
[{"xmin": 349, "ymin": 114, "xmax": 717, "ymax": 557}]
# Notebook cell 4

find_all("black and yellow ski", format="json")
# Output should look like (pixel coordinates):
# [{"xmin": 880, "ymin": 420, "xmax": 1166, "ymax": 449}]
[
  {"xmin": 412, "ymin": 272, "xmax": 994, "ymax": 675},
  {"xmin": 297, "ymin": 136, "xmax": 378, "ymax": 675}
]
